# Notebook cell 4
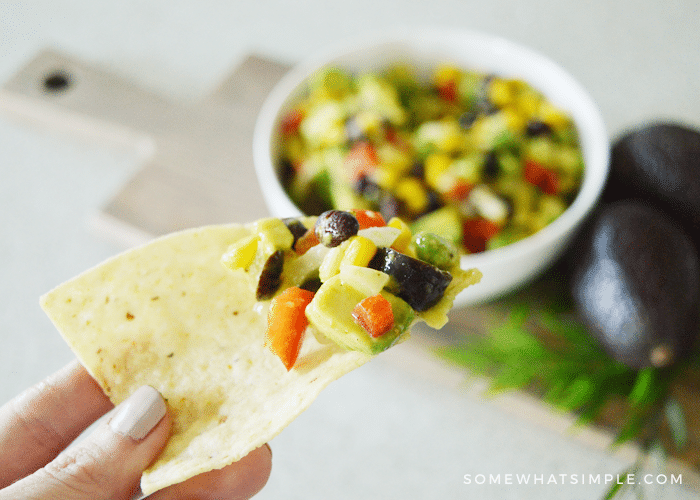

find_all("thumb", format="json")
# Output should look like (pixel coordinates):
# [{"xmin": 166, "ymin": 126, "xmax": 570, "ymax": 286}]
[{"xmin": 2, "ymin": 385, "xmax": 170, "ymax": 500}]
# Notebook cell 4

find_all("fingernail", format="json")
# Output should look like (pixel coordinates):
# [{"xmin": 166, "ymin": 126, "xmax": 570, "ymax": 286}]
[{"xmin": 109, "ymin": 385, "xmax": 166, "ymax": 440}]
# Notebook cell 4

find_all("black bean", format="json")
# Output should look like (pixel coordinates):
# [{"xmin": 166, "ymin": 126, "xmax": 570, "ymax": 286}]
[
  {"xmin": 409, "ymin": 160, "xmax": 425, "ymax": 178},
  {"xmin": 478, "ymin": 75, "xmax": 500, "ymax": 114},
  {"xmin": 425, "ymin": 188, "xmax": 444, "ymax": 213},
  {"xmin": 355, "ymin": 175, "xmax": 381, "ymax": 200},
  {"xmin": 256, "ymin": 251, "xmax": 284, "ymax": 300},
  {"xmin": 526, "ymin": 120, "xmax": 552, "ymax": 137},
  {"xmin": 299, "ymin": 275, "xmax": 322, "ymax": 293},
  {"xmin": 482, "ymin": 151, "xmax": 500, "ymax": 180},
  {"xmin": 314, "ymin": 210, "xmax": 359, "ymax": 247},
  {"xmin": 458, "ymin": 111, "xmax": 478, "ymax": 130},
  {"xmin": 282, "ymin": 218, "xmax": 308, "ymax": 250},
  {"xmin": 378, "ymin": 193, "xmax": 402, "ymax": 222},
  {"xmin": 278, "ymin": 158, "xmax": 295, "ymax": 188},
  {"xmin": 368, "ymin": 247, "xmax": 452, "ymax": 312}
]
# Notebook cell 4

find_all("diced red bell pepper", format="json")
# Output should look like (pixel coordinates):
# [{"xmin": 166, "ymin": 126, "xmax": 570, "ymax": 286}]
[
  {"xmin": 385, "ymin": 126, "xmax": 412, "ymax": 151},
  {"xmin": 385, "ymin": 125, "xmax": 398, "ymax": 144},
  {"xmin": 344, "ymin": 141, "xmax": 379, "ymax": 180},
  {"xmin": 267, "ymin": 287, "xmax": 315, "ymax": 370},
  {"xmin": 524, "ymin": 160, "xmax": 560, "ymax": 195},
  {"xmin": 352, "ymin": 294, "xmax": 395, "ymax": 338},
  {"xmin": 280, "ymin": 108, "xmax": 304, "ymax": 136},
  {"xmin": 462, "ymin": 218, "xmax": 502, "ymax": 254},
  {"xmin": 294, "ymin": 229, "xmax": 320, "ymax": 256},
  {"xmin": 351, "ymin": 209, "xmax": 386, "ymax": 229},
  {"xmin": 437, "ymin": 80, "xmax": 458, "ymax": 103},
  {"xmin": 444, "ymin": 179, "xmax": 474, "ymax": 202}
]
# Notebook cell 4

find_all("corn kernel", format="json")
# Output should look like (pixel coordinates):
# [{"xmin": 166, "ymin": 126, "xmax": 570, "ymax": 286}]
[
  {"xmin": 393, "ymin": 177, "xmax": 429, "ymax": 214},
  {"xmin": 501, "ymin": 106, "xmax": 527, "ymax": 133},
  {"xmin": 488, "ymin": 78, "xmax": 515, "ymax": 108},
  {"xmin": 440, "ymin": 119, "xmax": 464, "ymax": 152},
  {"xmin": 340, "ymin": 236, "xmax": 377, "ymax": 268},
  {"xmin": 434, "ymin": 64, "xmax": 461, "ymax": 87},
  {"xmin": 537, "ymin": 101, "xmax": 571, "ymax": 130},
  {"xmin": 376, "ymin": 143, "xmax": 413, "ymax": 174},
  {"xmin": 515, "ymin": 88, "xmax": 542, "ymax": 117},
  {"xmin": 526, "ymin": 137, "xmax": 555, "ymax": 167},
  {"xmin": 387, "ymin": 217, "xmax": 412, "ymax": 252},
  {"xmin": 372, "ymin": 165, "xmax": 401, "ymax": 191},
  {"xmin": 424, "ymin": 153, "xmax": 452, "ymax": 190},
  {"xmin": 221, "ymin": 235, "xmax": 259, "ymax": 271}
]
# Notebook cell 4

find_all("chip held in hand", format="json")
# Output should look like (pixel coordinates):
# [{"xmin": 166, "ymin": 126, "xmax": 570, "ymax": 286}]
[{"xmin": 41, "ymin": 212, "xmax": 480, "ymax": 494}]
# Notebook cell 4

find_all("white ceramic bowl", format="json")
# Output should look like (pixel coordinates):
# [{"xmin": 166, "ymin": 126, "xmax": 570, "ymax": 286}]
[{"xmin": 253, "ymin": 28, "xmax": 609, "ymax": 307}]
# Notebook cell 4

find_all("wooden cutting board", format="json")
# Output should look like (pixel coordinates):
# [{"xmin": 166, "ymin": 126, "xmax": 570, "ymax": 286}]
[{"xmin": 0, "ymin": 49, "xmax": 289, "ymax": 245}]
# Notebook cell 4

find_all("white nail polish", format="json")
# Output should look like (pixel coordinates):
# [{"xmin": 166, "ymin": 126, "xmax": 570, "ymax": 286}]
[{"xmin": 109, "ymin": 385, "xmax": 166, "ymax": 440}]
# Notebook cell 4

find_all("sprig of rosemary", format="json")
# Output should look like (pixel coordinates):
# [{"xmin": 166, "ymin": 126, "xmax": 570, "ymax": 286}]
[{"xmin": 435, "ymin": 301, "xmax": 691, "ymax": 499}]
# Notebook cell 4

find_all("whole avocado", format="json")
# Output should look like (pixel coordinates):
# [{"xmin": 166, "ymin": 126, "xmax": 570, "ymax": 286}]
[
  {"xmin": 605, "ymin": 122, "xmax": 700, "ymax": 247},
  {"xmin": 570, "ymin": 200, "xmax": 700, "ymax": 370}
]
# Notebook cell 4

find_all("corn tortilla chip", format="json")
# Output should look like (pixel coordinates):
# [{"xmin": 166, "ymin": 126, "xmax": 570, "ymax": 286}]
[{"xmin": 40, "ymin": 222, "xmax": 480, "ymax": 494}]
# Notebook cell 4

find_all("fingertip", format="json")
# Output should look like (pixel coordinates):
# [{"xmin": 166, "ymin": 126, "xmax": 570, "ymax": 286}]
[
  {"xmin": 147, "ymin": 443, "xmax": 272, "ymax": 500},
  {"xmin": 7, "ymin": 403, "xmax": 173, "ymax": 500},
  {"xmin": 0, "ymin": 359, "xmax": 113, "ymax": 488},
  {"xmin": 249, "ymin": 443, "xmax": 273, "ymax": 494},
  {"xmin": 225, "ymin": 443, "xmax": 273, "ymax": 499},
  {"xmin": 198, "ymin": 444, "xmax": 273, "ymax": 500}
]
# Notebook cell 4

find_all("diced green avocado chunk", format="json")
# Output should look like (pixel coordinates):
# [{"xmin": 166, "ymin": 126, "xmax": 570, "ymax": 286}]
[
  {"xmin": 254, "ymin": 218, "xmax": 294, "ymax": 254},
  {"xmin": 306, "ymin": 275, "xmax": 414, "ymax": 355},
  {"xmin": 309, "ymin": 67, "xmax": 352, "ymax": 100},
  {"xmin": 338, "ymin": 264, "xmax": 390, "ymax": 297},
  {"xmin": 485, "ymin": 227, "xmax": 526, "ymax": 251},
  {"xmin": 410, "ymin": 206, "xmax": 463, "ymax": 247},
  {"xmin": 412, "ymin": 231, "xmax": 460, "ymax": 270}
]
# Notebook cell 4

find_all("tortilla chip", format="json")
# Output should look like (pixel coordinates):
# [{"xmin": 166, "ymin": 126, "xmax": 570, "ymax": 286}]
[{"xmin": 40, "ymin": 223, "xmax": 480, "ymax": 494}]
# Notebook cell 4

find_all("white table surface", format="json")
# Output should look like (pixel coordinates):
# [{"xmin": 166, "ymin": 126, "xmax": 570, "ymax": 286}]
[{"xmin": 2, "ymin": 1, "xmax": 699, "ymax": 499}]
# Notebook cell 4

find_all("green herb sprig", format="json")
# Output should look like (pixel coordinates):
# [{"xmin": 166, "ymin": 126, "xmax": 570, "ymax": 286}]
[{"xmin": 435, "ymin": 303, "xmax": 691, "ymax": 499}]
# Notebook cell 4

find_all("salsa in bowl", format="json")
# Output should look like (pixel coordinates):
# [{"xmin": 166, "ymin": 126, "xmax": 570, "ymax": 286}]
[{"xmin": 254, "ymin": 29, "xmax": 609, "ymax": 306}]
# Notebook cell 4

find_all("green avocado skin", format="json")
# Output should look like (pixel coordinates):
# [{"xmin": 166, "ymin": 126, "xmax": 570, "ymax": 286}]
[
  {"xmin": 570, "ymin": 200, "xmax": 700, "ymax": 369},
  {"xmin": 604, "ymin": 123, "xmax": 700, "ymax": 248}
]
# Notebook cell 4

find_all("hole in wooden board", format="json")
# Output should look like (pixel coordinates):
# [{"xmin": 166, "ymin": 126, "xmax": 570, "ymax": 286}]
[{"xmin": 43, "ymin": 70, "xmax": 72, "ymax": 93}]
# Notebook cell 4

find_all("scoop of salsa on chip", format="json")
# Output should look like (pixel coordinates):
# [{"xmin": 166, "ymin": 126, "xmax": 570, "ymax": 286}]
[
  {"xmin": 40, "ymin": 210, "xmax": 480, "ymax": 494},
  {"xmin": 223, "ymin": 209, "xmax": 478, "ymax": 369}
]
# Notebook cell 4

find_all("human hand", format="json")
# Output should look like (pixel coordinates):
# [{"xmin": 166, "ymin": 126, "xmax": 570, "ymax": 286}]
[{"xmin": 0, "ymin": 360, "xmax": 272, "ymax": 499}]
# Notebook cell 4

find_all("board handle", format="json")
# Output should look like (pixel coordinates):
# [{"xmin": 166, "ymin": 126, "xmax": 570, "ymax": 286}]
[{"xmin": 0, "ymin": 48, "xmax": 181, "ymax": 152}]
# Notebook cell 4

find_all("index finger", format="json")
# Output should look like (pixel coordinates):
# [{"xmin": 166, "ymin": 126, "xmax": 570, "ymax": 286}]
[{"xmin": 0, "ymin": 359, "xmax": 113, "ymax": 488}]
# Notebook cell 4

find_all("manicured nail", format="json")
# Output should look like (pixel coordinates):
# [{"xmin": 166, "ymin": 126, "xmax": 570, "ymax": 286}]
[{"xmin": 109, "ymin": 385, "xmax": 166, "ymax": 440}]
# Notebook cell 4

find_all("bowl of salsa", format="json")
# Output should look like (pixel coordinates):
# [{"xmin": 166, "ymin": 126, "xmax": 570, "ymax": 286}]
[{"xmin": 254, "ymin": 28, "xmax": 609, "ymax": 306}]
